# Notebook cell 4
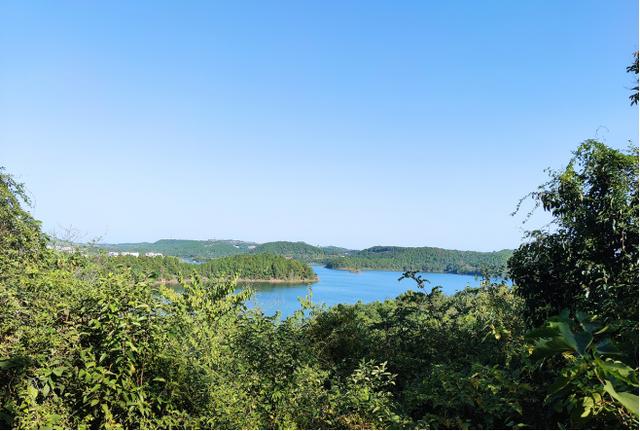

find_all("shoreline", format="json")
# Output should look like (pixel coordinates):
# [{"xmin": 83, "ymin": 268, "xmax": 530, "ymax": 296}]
[
  {"xmin": 157, "ymin": 276, "xmax": 319, "ymax": 285},
  {"xmin": 321, "ymin": 265, "xmax": 504, "ymax": 278}
]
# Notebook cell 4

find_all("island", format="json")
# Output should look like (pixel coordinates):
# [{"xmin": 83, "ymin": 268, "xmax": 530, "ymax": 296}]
[{"xmin": 96, "ymin": 253, "xmax": 318, "ymax": 284}]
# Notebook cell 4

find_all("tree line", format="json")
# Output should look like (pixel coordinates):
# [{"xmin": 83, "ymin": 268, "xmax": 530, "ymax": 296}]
[
  {"xmin": 99, "ymin": 238, "xmax": 511, "ymax": 276},
  {"xmin": 95, "ymin": 253, "xmax": 317, "ymax": 282},
  {"xmin": 325, "ymin": 246, "xmax": 512, "ymax": 276}
]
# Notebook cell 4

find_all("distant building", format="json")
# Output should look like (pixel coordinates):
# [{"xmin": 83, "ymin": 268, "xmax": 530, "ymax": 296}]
[
  {"xmin": 248, "ymin": 245, "xmax": 256, "ymax": 250},
  {"xmin": 144, "ymin": 252, "xmax": 163, "ymax": 257},
  {"xmin": 49, "ymin": 245, "xmax": 75, "ymax": 253},
  {"xmin": 121, "ymin": 252, "xmax": 139, "ymax": 257},
  {"xmin": 108, "ymin": 251, "xmax": 120, "ymax": 257}
]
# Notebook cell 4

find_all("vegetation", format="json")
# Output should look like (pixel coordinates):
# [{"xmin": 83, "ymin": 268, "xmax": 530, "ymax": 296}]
[
  {"xmin": 98, "ymin": 239, "xmax": 512, "ymax": 276},
  {"xmin": 1, "ymin": 136, "xmax": 637, "ymax": 429},
  {"xmin": 628, "ymin": 51, "xmax": 638, "ymax": 105},
  {"xmin": 507, "ymin": 141, "xmax": 639, "ymax": 428},
  {"xmin": 100, "ymin": 240, "xmax": 353, "ymax": 263},
  {"xmin": 96, "ymin": 255, "xmax": 191, "ymax": 280},
  {"xmin": 325, "ymin": 246, "xmax": 512, "ymax": 276},
  {"xmin": 199, "ymin": 254, "xmax": 317, "ymax": 282},
  {"xmin": 96, "ymin": 253, "xmax": 317, "ymax": 283},
  {"xmin": 251, "ymin": 241, "xmax": 349, "ymax": 262},
  {"xmin": 509, "ymin": 140, "xmax": 639, "ymax": 329},
  {"xmin": 0, "ymin": 168, "xmax": 48, "ymax": 276},
  {"xmin": 2, "ymin": 60, "xmax": 639, "ymax": 428},
  {"xmin": 99, "ymin": 239, "xmax": 257, "ymax": 261}
]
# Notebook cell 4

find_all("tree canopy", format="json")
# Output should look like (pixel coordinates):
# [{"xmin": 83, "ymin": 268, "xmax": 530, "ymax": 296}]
[{"xmin": 509, "ymin": 141, "xmax": 638, "ymax": 330}]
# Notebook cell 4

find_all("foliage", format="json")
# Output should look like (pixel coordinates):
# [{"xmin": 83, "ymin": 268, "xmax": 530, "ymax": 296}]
[
  {"xmin": 326, "ymin": 246, "xmax": 512, "ymax": 276},
  {"xmin": 199, "ymin": 253, "xmax": 317, "ymax": 281},
  {"xmin": 628, "ymin": 51, "xmax": 638, "ymax": 105},
  {"xmin": 508, "ymin": 139, "xmax": 639, "ymax": 429},
  {"xmin": 95, "ymin": 239, "xmax": 512, "ymax": 276},
  {"xmin": 509, "ymin": 140, "xmax": 638, "ymax": 331},
  {"xmin": 99, "ymin": 239, "xmax": 256, "ymax": 261},
  {"xmin": 251, "ymin": 241, "xmax": 346, "ymax": 262},
  {"xmin": 1, "ymin": 134, "xmax": 638, "ymax": 429},
  {"xmin": 305, "ymin": 281, "xmax": 533, "ymax": 428},
  {"xmin": 98, "ymin": 240, "xmax": 351, "ymax": 263},
  {"xmin": 0, "ymin": 167, "xmax": 50, "ymax": 278},
  {"xmin": 527, "ymin": 310, "xmax": 638, "ymax": 428},
  {"xmin": 95, "ymin": 253, "xmax": 317, "ymax": 283}
]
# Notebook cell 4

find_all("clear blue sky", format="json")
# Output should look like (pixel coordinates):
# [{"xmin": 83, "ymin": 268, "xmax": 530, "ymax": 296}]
[{"xmin": 1, "ymin": 1, "xmax": 637, "ymax": 250}]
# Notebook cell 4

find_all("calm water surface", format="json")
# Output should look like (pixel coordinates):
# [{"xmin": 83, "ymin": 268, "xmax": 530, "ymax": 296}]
[{"xmin": 239, "ymin": 265, "xmax": 508, "ymax": 317}]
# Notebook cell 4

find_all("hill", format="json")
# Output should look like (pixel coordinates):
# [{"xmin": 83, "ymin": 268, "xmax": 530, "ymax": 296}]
[
  {"xmin": 99, "ymin": 239, "xmax": 257, "ymax": 260},
  {"xmin": 251, "ymin": 241, "xmax": 352, "ymax": 261},
  {"xmin": 324, "ymin": 246, "xmax": 512, "ymax": 276},
  {"xmin": 200, "ymin": 254, "xmax": 317, "ymax": 282},
  {"xmin": 97, "ymin": 253, "xmax": 317, "ymax": 283},
  {"xmin": 99, "ymin": 239, "xmax": 353, "ymax": 262},
  {"xmin": 94, "ymin": 239, "xmax": 511, "ymax": 275}
]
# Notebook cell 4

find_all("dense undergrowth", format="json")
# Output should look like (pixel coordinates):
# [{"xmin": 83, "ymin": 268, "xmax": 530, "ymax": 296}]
[{"xmin": 0, "ymin": 140, "xmax": 638, "ymax": 429}]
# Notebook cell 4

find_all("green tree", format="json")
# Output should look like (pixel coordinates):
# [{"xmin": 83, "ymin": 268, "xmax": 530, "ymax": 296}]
[
  {"xmin": 0, "ymin": 168, "xmax": 49, "ymax": 277},
  {"xmin": 509, "ymin": 141, "xmax": 638, "ymax": 332},
  {"xmin": 628, "ymin": 51, "xmax": 638, "ymax": 105}
]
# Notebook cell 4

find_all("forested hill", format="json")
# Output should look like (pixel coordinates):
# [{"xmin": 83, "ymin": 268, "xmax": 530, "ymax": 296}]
[
  {"xmin": 251, "ymin": 241, "xmax": 352, "ymax": 261},
  {"xmin": 99, "ymin": 239, "xmax": 258, "ymax": 260},
  {"xmin": 94, "ymin": 239, "xmax": 510, "ymax": 275},
  {"xmin": 325, "ymin": 246, "xmax": 513, "ymax": 276},
  {"xmin": 97, "ymin": 239, "xmax": 354, "ymax": 262},
  {"xmin": 199, "ymin": 254, "xmax": 317, "ymax": 282},
  {"xmin": 98, "ymin": 254, "xmax": 317, "ymax": 282}
]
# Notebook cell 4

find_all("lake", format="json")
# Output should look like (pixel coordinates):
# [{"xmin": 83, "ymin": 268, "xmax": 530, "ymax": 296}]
[{"xmin": 239, "ymin": 265, "xmax": 509, "ymax": 317}]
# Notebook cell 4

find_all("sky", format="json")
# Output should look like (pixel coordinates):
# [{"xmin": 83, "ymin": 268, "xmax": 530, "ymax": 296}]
[{"xmin": 1, "ymin": 1, "xmax": 638, "ymax": 251}]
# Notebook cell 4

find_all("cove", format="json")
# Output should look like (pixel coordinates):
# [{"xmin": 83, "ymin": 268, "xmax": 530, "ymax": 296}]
[{"xmin": 240, "ymin": 265, "xmax": 510, "ymax": 318}]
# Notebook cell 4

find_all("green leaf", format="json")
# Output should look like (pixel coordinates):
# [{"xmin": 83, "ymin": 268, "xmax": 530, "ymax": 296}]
[
  {"xmin": 595, "ymin": 358, "xmax": 634, "ymax": 381},
  {"xmin": 580, "ymin": 396, "xmax": 594, "ymax": 418},
  {"xmin": 575, "ymin": 310, "xmax": 588, "ymax": 326},
  {"xmin": 603, "ymin": 380, "xmax": 639, "ymax": 417},
  {"xmin": 27, "ymin": 385, "xmax": 38, "ymax": 400},
  {"xmin": 593, "ymin": 325, "xmax": 610, "ymax": 335},
  {"xmin": 527, "ymin": 317, "xmax": 580, "ymax": 361},
  {"xmin": 594, "ymin": 338, "xmax": 621, "ymax": 356},
  {"xmin": 0, "ymin": 357, "xmax": 22, "ymax": 370},
  {"xmin": 526, "ymin": 325, "xmax": 560, "ymax": 340},
  {"xmin": 574, "ymin": 330, "xmax": 593, "ymax": 356},
  {"xmin": 554, "ymin": 321, "xmax": 577, "ymax": 351},
  {"xmin": 530, "ymin": 335, "xmax": 576, "ymax": 361}
]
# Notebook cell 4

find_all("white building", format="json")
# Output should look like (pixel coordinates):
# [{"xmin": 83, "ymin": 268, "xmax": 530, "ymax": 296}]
[
  {"xmin": 144, "ymin": 252, "xmax": 163, "ymax": 257},
  {"xmin": 48, "ymin": 245, "xmax": 75, "ymax": 253}
]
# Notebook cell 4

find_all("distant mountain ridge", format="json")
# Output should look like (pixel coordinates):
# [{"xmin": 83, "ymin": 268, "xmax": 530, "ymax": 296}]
[
  {"xmin": 95, "ymin": 239, "xmax": 511, "ymax": 276},
  {"xmin": 325, "ymin": 246, "xmax": 513, "ymax": 276},
  {"xmin": 99, "ymin": 239, "xmax": 259, "ymax": 259}
]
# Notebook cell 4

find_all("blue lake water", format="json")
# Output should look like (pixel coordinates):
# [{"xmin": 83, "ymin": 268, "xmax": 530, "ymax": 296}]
[{"xmin": 239, "ymin": 265, "xmax": 509, "ymax": 317}]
